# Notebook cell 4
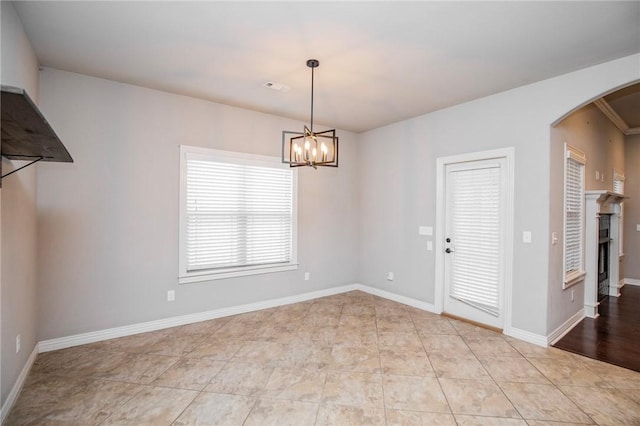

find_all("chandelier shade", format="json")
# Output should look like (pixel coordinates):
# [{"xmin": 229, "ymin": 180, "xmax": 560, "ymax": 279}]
[{"xmin": 282, "ymin": 59, "xmax": 339, "ymax": 169}]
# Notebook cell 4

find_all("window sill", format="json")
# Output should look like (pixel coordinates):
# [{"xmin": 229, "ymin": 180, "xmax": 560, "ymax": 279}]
[
  {"xmin": 563, "ymin": 271, "xmax": 586, "ymax": 289},
  {"xmin": 179, "ymin": 263, "xmax": 298, "ymax": 284}
]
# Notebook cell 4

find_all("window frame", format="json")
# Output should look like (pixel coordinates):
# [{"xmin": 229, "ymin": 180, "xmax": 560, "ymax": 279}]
[
  {"xmin": 178, "ymin": 145, "xmax": 298, "ymax": 284},
  {"xmin": 563, "ymin": 143, "xmax": 587, "ymax": 289}
]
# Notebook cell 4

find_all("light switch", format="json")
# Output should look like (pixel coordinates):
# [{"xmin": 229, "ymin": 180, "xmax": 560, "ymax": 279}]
[
  {"xmin": 523, "ymin": 231, "xmax": 532, "ymax": 244},
  {"xmin": 551, "ymin": 232, "xmax": 558, "ymax": 245},
  {"xmin": 637, "ymin": 224, "xmax": 640, "ymax": 232},
  {"xmin": 418, "ymin": 226, "xmax": 433, "ymax": 236},
  {"xmin": 427, "ymin": 241, "xmax": 433, "ymax": 251}
]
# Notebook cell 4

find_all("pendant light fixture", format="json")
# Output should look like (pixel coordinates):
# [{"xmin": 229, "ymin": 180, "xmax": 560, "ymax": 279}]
[{"xmin": 282, "ymin": 59, "xmax": 338, "ymax": 168}]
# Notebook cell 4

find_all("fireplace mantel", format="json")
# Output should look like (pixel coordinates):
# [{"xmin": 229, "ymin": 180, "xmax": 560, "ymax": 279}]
[{"xmin": 585, "ymin": 190, "xmax": 628, "ymax": 213}]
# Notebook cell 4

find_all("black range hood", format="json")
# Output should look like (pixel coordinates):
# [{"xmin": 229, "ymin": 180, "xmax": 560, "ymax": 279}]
[{"xmin": 1, "ymin": 85, "xmax": 73, "ymax": 186}]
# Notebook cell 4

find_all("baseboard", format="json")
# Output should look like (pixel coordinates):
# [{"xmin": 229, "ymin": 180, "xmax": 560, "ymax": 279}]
[
  {"xmin": 353, "ymin": 284, "xmax": 438, "ymax": 314},
  {"xmin": 0, "ymin": 344, "xmax": 38, "ymax": 423},
  {"xmin": 548, "ymin": 308, "xmax": 585, "ymax": 345},
  {"xmin": 624, "ymin": 278, "xmax": 640, "ymax": 287},
  {"xmin": 43, "ymin": 282, "xmax": 551, "ymax": 354},
  {"xmin": 506, "ymin": 327, "xmax": 548, "ymax": 347},
  {"xmin": 38, "ymin": 283, "xmax": 440, "ymax": 352},
  {"xmin": 39, "ymin": 281, "xmax": 545, "ymax": 353},
  {"xmin": 39, "ymin": 284, "xmax": 359, "ymax": 352}
]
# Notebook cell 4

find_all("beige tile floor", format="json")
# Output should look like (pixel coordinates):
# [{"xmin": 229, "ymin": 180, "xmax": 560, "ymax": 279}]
[{"xmin": 7, "ymin": 290, "xmax": 640, "ymax": 425}]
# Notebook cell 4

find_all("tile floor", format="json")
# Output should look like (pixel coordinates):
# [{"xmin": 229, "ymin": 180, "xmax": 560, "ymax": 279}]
[{"xmin": 6, "ymin": 290, "xmax": 640, "ymax": 425}]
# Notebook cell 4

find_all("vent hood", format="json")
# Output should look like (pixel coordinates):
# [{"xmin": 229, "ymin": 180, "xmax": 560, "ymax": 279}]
[{"xmin": 1, "ymin": 85, "xmax": 73, "ymax": 186}]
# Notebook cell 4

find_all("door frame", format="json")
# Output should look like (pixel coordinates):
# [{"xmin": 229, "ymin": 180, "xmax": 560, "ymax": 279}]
[{"xmin": 434, "ymin": 147, "xmax": 515, "ymax": 334}]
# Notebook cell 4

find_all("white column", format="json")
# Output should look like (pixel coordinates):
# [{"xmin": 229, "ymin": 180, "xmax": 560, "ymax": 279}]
[
  {"xmin": 584, "ymin": 193, "xmax": 601, "ymax": 318},
  {"xmin": 608, "ymin": 204, "xmax": 622, "ymax": 297}
]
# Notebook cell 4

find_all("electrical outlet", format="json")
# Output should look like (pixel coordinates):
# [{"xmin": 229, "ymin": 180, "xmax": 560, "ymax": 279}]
[
  {"xmin": 387, "ymin": 272, "xmax": 394, "ymax": 281},
  {"xmin": 551, "ymin": 232, "xmax": 558, "ymax": 245},
  {"xmin": 16, "ymin": 334, "xmax": 21, "ymax": 353},
  {"xmin": 167, "ymin": 290, "xmax": 175, "ymax": 301},
  {"xmin": 304, "ymin": 272, "xmax": 310, "ymax": 281}
]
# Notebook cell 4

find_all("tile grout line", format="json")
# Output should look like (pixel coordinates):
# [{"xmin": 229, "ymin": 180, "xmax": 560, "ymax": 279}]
[{"xmin": 374, "ymin": 303, "xmax": 389, "ymax": 426}]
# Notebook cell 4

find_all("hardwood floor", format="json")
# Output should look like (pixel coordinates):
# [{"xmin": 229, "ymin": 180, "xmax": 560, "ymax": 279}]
[{"xmin": 554, "ymin": 285, "xmax": 640, "ymax": 373}]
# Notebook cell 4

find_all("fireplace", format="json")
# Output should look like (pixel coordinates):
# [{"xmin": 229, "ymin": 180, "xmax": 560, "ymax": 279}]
[
  {"xmin": 584, "ymin": 191, "xmax": 627, "ymax": 318},
  {"xmin": 598, "ymin": 214, "xmax": 611, "ymax": 301}
]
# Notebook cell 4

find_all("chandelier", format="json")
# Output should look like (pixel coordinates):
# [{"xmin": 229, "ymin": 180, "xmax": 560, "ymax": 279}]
[{"xmin": 282, "ymin": 59, "xmax": 339, "ymax": 168}]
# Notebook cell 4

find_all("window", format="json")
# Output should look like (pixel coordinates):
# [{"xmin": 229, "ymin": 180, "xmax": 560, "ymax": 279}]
[
  {"xmin": 563, "ymin": 144, "xmax": 586, "ymax": 288},
  {"xmin": 179, "ymin": 146, "xmax": 297, "ymax": 283},
  {"xmin": 613, "ymin": 169, "xmax": 625, "ymax": 256}
]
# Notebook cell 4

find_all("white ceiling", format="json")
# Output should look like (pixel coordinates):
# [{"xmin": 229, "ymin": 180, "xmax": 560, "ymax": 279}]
[{"xmin": 13, "ymin": 1, "xmax": 640, "ymax": 133}]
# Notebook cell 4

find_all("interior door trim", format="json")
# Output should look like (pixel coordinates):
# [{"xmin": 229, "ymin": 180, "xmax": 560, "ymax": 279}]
[{"xmin": 434, "ymin": 147, "xmax": 515, "ymax": 335}]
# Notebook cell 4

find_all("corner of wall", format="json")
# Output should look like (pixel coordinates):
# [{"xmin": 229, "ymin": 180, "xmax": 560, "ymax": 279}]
[{"xmin": 0, "ymin": 0, "xmax": 41, "ymax": 409}]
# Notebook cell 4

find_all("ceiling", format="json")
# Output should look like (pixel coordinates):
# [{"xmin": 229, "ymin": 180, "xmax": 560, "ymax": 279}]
[
  {"xmin": 13, "ymin": 1, "xmax": 640, "ymax": 133},
  {"xmin": 603, "ymin": 83, "xmax": 640, "ymax": 130}
]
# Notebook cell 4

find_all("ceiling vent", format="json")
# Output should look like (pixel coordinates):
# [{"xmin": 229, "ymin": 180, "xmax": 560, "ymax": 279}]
[{"xmin": 264, "ymin": 81, "xmax": 290, "ymax": 93}]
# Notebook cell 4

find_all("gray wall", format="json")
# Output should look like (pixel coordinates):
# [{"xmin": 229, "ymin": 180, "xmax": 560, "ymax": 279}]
[
  {"xmin": 624, "ymin": 134, "xmax": 640, "ymax": 280},
  {"xmin": 0, "ymin": 1, "xmax": 40, "ymax": 407},
  {"xmin": 548, "ymin": 103, "xmax": 627, "ymax": 332},
  {"xmin": 358, "ymin": 55, "xmax": 640, "ymax": 337},
  {"xmin": 36, "ymin": 68, "xmax": 360, "ymax": 340}
]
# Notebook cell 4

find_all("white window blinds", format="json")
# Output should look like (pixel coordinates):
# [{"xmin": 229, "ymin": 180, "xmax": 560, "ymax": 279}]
[
  {"xmin": 179, "ymin": 147, "xmax": 297, "ymax": 282},
  {"xmin": 449, "ymin": 165, "xmax": 501, "ymax": 317},
  {"xmin": 613, "ymin": 170, "xmax": 624, "ymax": 195},
  {"xmin": 564, "ymin": 145, "xmax": 586, "ymax": 279}
]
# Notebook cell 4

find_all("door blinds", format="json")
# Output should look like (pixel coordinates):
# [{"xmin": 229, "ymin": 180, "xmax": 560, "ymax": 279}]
[
  {"xmin": 449, "ymin": 165, "xmax": 501, "ymax": 317},
  {"xmin": 185, "ymin": 157, "xmax": 293, "ymax": 273}
]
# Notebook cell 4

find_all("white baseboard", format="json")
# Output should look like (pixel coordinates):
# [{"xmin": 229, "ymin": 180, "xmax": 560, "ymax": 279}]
[
  {"xmin": 506, "ymin": 327, "xmax": 548, "ymax": 347},
  {"xmin": 39, "ymin": 284, "xmax": 441, "ymax": 353},
  {"xmin": 548, "ymin": 308, "xmax": 585, "ymax": 345},
  {"xmin": 624, "ymin": 278, "xmax": 640, "ymax": 287},
  {"xmin": 353, "ymin": 284, "xmax": 438, "ymax": 314},
  {"xmin": 39, "ymin": 284, "xmax": 359, "ymax": 352},
  {"xmin": 41, "ymin": 282, "xmax": 549, "ymax": 353},
  {"xmin": 0, "ymin": 345, "xmax": 38, "ymax": 424}
]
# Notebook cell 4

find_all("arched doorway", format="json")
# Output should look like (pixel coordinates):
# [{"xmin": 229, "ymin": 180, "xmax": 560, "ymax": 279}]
[{"xmin": 551, "ymin": 81, "xmax": 640, "ymax": 372}]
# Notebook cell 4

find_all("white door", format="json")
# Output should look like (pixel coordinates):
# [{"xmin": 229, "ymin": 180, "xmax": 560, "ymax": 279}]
[{"xmin": 442, "ymin": 157, "xmax": 508, "ymax": 329}]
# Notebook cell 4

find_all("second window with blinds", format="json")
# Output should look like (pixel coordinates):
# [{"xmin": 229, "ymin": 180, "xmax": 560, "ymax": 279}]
[
  {"xmin": 179, "ymin": 146, "xmax": 298, "ymax": 283},
  {"xmin": 563, "ymin": 144, "xmax": 586, "ymax": 288}
]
